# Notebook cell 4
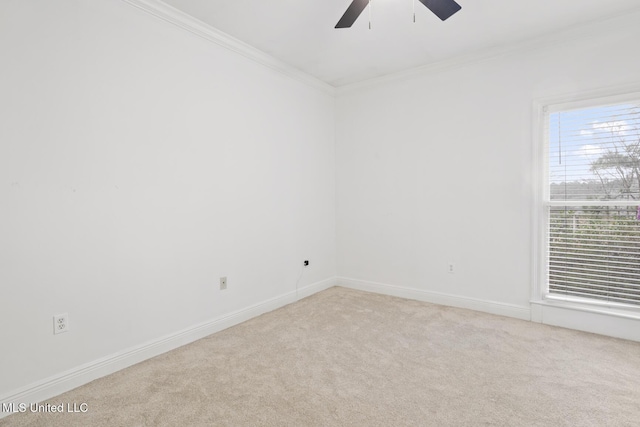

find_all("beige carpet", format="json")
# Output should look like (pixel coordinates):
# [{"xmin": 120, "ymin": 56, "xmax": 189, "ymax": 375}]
[{"xmin": 3, "ymin": 287, "xmax": 640, "ymax": 426}]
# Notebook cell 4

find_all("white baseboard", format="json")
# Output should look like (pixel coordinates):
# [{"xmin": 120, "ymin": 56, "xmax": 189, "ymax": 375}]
[
  {"xmin": 337, "ymin": 277, "xmax": 531, "ymax": 321},
  {"xmin": 0, "ymin": 277, "xmax": 336, "ymax": 419}
]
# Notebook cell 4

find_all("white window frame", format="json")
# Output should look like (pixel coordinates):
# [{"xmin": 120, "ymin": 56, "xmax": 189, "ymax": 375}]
[{"xmin": 532, "ymin": 84, "xmax": 640, "ymax": 317}]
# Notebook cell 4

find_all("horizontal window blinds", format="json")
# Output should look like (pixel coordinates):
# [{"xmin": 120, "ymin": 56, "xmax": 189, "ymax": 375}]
[{"xmin": 547, "ymin": 101, "xmax": 640, "ymax": 305}]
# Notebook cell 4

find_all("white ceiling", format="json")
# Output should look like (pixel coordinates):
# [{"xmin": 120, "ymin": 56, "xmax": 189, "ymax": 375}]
[{"xmin": 160, "ymin": 0, "xmax": 640, "ymax": 87}]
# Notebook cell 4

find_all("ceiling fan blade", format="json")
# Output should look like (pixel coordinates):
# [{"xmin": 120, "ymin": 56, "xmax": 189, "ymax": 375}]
[
  {"xmin": 335, "ymin": 0, "xmax": 370, "ymax": 28},
  {"xmin": 418, "ymin": 0, "xmax": 462, "ymax": 21}
]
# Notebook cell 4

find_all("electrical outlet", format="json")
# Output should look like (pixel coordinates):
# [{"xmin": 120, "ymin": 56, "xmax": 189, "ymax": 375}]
[
  {"xmin": 53, "ymin": 313, "xmax": 69, "ymax": 335},
  {"xmin": 303, "ymin": 260, "xmax": 309, "ymax": 267},
  {"xmin": 220, "ymin": 276, "xmax": 227, "ymax": 290},
  {"xmin": 448, "ymin": 262, "xmax": 455, "ymax": 274}
]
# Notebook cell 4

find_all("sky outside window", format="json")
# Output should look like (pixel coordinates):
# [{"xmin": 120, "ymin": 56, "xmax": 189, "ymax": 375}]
[{"xmin": 549, "ymin": 102, "xmax": 640, "ymax": 200}]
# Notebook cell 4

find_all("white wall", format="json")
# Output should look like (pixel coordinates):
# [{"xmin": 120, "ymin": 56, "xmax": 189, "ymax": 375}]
[
  {"xmin": 2, "ymin": 0, "xmax": 640, "ymax": 407},
  {"xmin": 0, "ymin": 0, "xmax": 336, "ymax": 397},
  {"xmin": 336, "ymin": 15, "xmax": 640, "ymax": 315}
]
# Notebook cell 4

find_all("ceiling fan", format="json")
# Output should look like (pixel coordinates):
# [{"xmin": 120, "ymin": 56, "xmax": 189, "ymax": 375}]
[{"xmin": 335, "ymin": 0, "xmax": 462, "ymax": 28}]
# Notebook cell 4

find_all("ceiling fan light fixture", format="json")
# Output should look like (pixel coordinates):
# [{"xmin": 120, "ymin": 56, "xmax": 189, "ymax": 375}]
[{"xmin": 335, "ymin": 0, "xmax": 462, "ymax": 29}]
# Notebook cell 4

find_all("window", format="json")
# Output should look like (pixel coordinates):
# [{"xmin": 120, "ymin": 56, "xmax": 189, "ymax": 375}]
[{"xmin": 541, "ymin": 94, "xmax": 640, "ymax": 307}]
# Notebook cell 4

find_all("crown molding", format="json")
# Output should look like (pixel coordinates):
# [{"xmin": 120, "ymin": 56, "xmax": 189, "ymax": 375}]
[
  {"xmin": 336, "ymin": 8, "xmax": 640, "ymax": 96},
  {"xmin": 120, "ymin": 0, "xmax": 336, "ymax": 96},
  {"xmin": 117, "ymin": 1, "xmax": 640, "ymax": 98}
]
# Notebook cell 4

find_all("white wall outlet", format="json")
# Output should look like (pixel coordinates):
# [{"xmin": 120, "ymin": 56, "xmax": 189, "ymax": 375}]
[
  {"xmin": 53, "ymin": 313, "xmax": 69, "ymax": 334},
  {"xmin": 220, "ymin": 276, "xmax": 227, "ymax": 290},
  {"xmin": 448, "ymin": 262, "xmax": 455, "ymax": 274}
]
